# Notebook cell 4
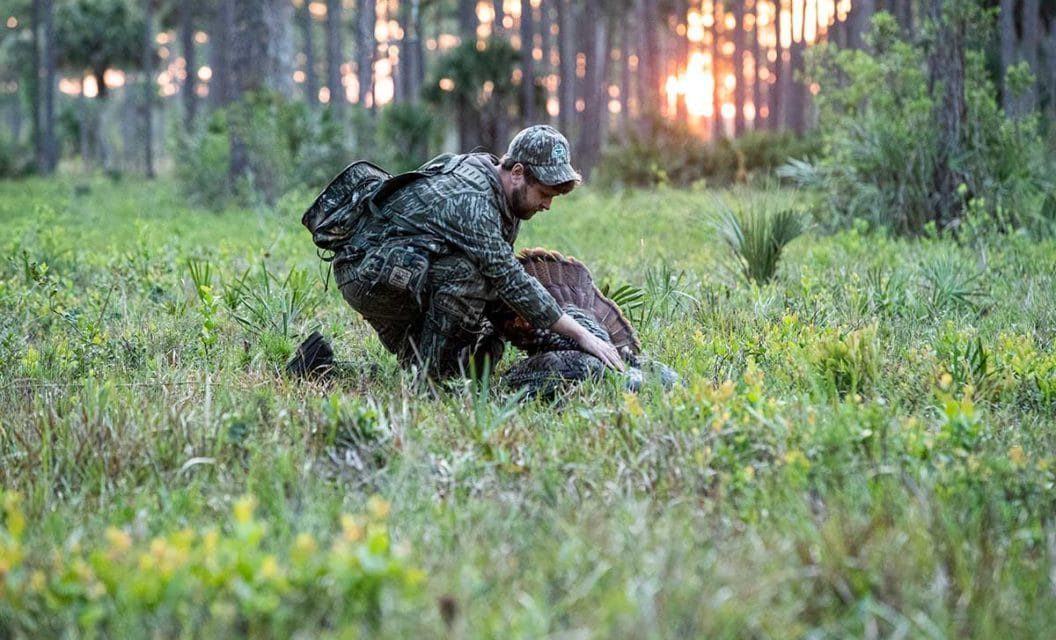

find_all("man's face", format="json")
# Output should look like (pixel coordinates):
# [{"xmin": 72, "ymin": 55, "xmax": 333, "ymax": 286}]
[{"xmin": 510, "ymin": 178, "xmax": 562, "ymax": 221}]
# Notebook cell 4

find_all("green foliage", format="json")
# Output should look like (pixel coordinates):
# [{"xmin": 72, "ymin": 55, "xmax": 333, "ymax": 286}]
[
  {"xmin": 55, "ymin": 0, "xmax": 144, "ymax": 97},
  {"xmin": 375, "ymin": 102, "xmax": 442, "ymax": 173},
  {"xmin": 3, "ymin": 179, "xmax": 1056, "ymax": 636},
  {"xmin": 709, "ymin": 199, "xmax": 809, "ymax": 284},
  {"xmin": 800, "ymin": 11, "xmax": 1050, "ymax": 235},
  {"xmin": 173, "ymin": 92, "xmax": 351, "ymax": 208},
  {"xmin": 0, "ymin": 491, "xmax": 422, "ymax": 637},
  {"xmin": 424, "ymin": 37, "xmax": 521, "ymax": 150},
  {"xmin": 173, "ymin": 109, "xmax": 233, "ymax": 207},
  {"xmin": 810, "ymin": 324, "xmax": 880, "ymax": 399},
  {"xmin": 596, "ymin": 116, "xmax": 821, "ymax": 189},
  {"xmin": 0, "ymin": 135, "xmax": 34, "ymax": 178},
  {"xmin": 920, "ymin": 253, "xmax": 990, "ymax": 314}
]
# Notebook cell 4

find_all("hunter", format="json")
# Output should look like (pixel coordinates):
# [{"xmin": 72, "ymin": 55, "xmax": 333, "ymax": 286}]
[{"xmin": 332, "ymin": 125, "xmax": 624, "ymax": 379}]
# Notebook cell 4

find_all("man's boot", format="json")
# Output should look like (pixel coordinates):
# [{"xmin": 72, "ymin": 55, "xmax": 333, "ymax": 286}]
[{"xmin": 286, "ymin": 331, "xmax": 335, "ymax": 379}]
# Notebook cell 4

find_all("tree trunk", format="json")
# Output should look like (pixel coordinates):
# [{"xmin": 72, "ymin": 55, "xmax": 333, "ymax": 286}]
[
  {"xmin": 770, "ymin": 0, "xmax": 785, "ymax": 131},
  {"xmin": 493, "ymin": 0, "xmax": 505, "ymax": 35},
  {"xmin": 405, "ymin": 0, "xmax": 424, "ymax": 103},
  {"xmin": 92, "ymin": 66, "xmax": 112, "ymax": 170},
  {"xmin": 142, "ymin": 0, "xmax": 155, "ymax": 178},
  {"xmin": 1000, "ymin": 0, "xmax": 1016, "ymax": 115},
  {"xmin": 712, "ymin": 1, "xmax": 725, "ymax": 140},
  {"xmin": 357, "ymin": 0, "xmax": 376, "ymax": 109},
  {"xmin": 894, "ymin": 0, "xmax": 914, "ymax": 36},
  {"xmin": 576, "ymin": 0, "xmax": 609, "ymax": 179},
  {"xmin": 1021, "ymin": 0, "xmax": 1040, "ymax": 114},
  {"xmin": 520, "ymin": 0, "xmax": 536, "ymax": 125},
  {"xmin": 302, "ymin": 3, "xmax": 318, "ymax": 107},
  {"xmin": 41, "ymin": 0, "xmax": 57, "ymax": 172},
  {"xmin": 326, "ymin": 0, "xmax": 344, "ymax": 114},
  {"xmin": 79, "ymin": 91, "xmax": 90, "ymax": 171},
  {"xmin": 459, "ymin": 0, "xmax": 477, "ymax": 41},
  {"xmin": 30, "ymin": 0, "xmax": 42, "ymax": 170},
  {"xmin": 733, "ymin": 0, "xmax": 746, "ymax": 135},
  {"xmin": 454, "ymin": 0, "xmax": 479, "ymax": 149},
  {"xmin": 228, "ymin": 0, "xmax": 294, "ymax": 192},
  {"xmin": 1044, "ymin": 17, "xmax": 1056, "ymax": 124},
  {"xmin": 673, "ymin": 0, "xmax": 689, "ymax": 121},
  {"xmin": 849, "ymin": 0, "xmax": 875, "ymax": 49},
  {"xmin": 620, "ymin": 9, "xmax": 631, "ymax": 128},
  {"xmin": 788, "ymin": 2, "xmax": 809, "ymax": 134},
  {"xmin": 557, "ymin": 0, "xmax": 576, "ymax": 134},
  {"xmin": 209, "ymin": 0, "xmax": 234, "ymax": 108},
  {"xmin": 539, "ymin": 0, "xmax": 553, "ymax": 123},
  {"xmin": 927, "ymin": 0, "xmax": 967, "ymax": 229},
  {"xmin": 637, "ymin": 0, "xmax": 660, "ymax": 118},
  {"xmin": 180, "ymin": 0, "xmax": 197, "ymax": 129}
]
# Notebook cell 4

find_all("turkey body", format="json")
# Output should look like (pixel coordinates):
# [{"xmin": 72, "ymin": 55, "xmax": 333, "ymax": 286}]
[{"xmin": 498, "ymin": 249, "xmax": 677, "ymax": 397}]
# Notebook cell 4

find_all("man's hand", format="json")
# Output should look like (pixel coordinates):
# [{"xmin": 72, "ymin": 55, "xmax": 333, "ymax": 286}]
[{"xmin": 550, "ymin": 314, "xmax": 625, "ymax": 372}]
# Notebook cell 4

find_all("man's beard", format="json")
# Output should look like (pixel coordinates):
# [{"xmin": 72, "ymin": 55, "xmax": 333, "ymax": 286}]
[{"xmin": 510, "ymin": 183, "xmax": 535, "ymax": 220}]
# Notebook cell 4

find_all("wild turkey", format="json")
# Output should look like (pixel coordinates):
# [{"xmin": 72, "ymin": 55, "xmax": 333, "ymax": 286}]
[{"xmin": 498, "ymin": 249, "xmax": 677, "ymax": 397}]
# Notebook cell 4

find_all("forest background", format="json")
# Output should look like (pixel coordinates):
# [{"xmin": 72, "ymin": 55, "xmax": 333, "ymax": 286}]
[{"xmin": 3, "ymin": 0, "xmax": 1056, "ymax": 637}]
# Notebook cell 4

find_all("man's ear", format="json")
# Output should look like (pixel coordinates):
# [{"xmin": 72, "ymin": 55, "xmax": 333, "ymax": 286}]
[{"xmin": 510, "ymin": 162, "xmax": 526, "ymax": 182}]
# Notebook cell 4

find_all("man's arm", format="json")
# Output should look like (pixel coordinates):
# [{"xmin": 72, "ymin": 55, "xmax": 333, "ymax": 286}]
[
  {"xmin": 432, "ymin": 195, "xmax": 624, "ymax": 371},
  {"xmin": 550, "ymin": 314, "xmax": 625, "ymax": 371},
  {"xmin": 431, "ymin": 194, "xmax": 563, "ymax": 329}
]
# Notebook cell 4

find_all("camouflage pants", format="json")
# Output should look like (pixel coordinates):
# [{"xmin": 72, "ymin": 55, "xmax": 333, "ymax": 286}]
[{"xmin": 335, "ymin": 246, "xmax": 505, "ymax": 378}]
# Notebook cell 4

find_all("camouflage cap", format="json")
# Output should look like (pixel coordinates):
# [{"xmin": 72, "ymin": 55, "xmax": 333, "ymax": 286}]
[{"xmin": 506, "ymin": 125, "xmax": 582, "ymax": 186}]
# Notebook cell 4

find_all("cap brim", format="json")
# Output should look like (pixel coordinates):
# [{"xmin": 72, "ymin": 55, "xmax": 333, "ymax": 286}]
[{"xmin": 531, "ymin": 162, "xmax": 582, "ymax": 186}]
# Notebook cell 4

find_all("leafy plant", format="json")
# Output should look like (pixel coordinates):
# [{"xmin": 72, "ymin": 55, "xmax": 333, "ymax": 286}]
[
  {"xmin": 920, "ymin": 254, "xmax": 989, "ymax": 314},
  {"xmin": 224, "ymin": 263, "xmax": 321, "ymax": 349},
  {"xmin": 810, "ymin": 324, "xmax": 880, "ymax": 399},
  {"xmin": 0, "ymin": 491, "xmax": 422, "ymax": 637},
  {"xmin": 803, "ymin": 12, "xmax": 1050, "ymax": 235},
  {"xmin": 710, "ymin": 200, "xmax": 809, "ymax": 284},
  {"xmin": 188, "ymin": 259, "xmax": 220, "ymax": 356}
]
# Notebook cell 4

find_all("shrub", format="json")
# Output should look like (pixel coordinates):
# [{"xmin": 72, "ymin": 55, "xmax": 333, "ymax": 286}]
[
  {"xmin": 810, "ymin": 324, "xmax": 880, "ymax": 399},
  {"xmin": 596, "ymin": 116, "xmax": 820, "ymax": 189},
  {"xmin": 798, "ymin": 11, "xmax": 1050, "ymax": 235},
  {"xmin": 173, "ymin": 92, "xmax": 352, "ymax": 208},
  {"xmin": 709, "ymin": 199, "xmax": 809, "ymax": 284},
  {"xmin": 375, "ymin": 102, "xmax": 442, "ymax": 173},
  {"xmin": 0, "ymin": 491, "xmax": 422, "ymax": 636},
  {"xmin": 0, "ymin": 136, "xmax": 34, "ymax": 178}
]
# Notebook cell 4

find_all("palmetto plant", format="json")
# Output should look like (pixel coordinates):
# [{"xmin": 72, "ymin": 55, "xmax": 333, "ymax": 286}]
[
  {"xmin": 920, "ymin": 255, "xmax": 989, "ymax": 314},
  {"xmin": 709, "ymin": 200, "xmax": 809, "ymax": 284}
]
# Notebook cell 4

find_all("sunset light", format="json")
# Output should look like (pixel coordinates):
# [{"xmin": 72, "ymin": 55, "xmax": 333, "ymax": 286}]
[{"xmin": 43, "ymin": 0, "xmax": 850, "ymax": 138}]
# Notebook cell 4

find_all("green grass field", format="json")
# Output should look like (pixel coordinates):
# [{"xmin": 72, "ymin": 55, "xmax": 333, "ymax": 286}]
[{"xmin": 2, "ymin": 176, "xmax": 1055, "ymax": 638}]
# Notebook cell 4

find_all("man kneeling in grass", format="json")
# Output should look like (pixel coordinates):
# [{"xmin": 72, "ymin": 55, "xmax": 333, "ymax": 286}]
[{"xmin": 331, "ymin": 125, "xmax": 624, "ymax": 379}]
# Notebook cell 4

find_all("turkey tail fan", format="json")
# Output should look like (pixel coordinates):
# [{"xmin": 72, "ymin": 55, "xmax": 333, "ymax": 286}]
[{"xmin": 517, "ymin": 248, "xmax": 641, "ymax": 354}]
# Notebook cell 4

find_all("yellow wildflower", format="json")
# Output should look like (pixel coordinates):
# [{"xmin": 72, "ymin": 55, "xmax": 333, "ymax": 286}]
[
  {"xmin": 29, "ymin": 570, "xmax": 46, "ymax": 593},
  {"xmin": 233, "ymin": 495, "xmax": 257, "ymax": 525},
  {"xmin": 715, "ymin": 380, "xmax": 735, "ymax": 402},
  {"xmin": 368, "ymin": 495, "xmax": 391, "ymax": 520},
  {"xmin": 623, "ymin": 392, "xmax": 644, "ymax": 417},
  {"xmin": 1009, "ymin": 446, "xmax": 1027, "ymax": 467},
  {"xmin": 259, "ymin": 554, "xmax": 281, "ymax": 581},
  {"xmin": 3, "ymin": 493, "xmax": 25, "ymax": 540},
  {"xmin": 341, "ymin": 515, "xmax": 363, "ymax": 543},
  {"xmin": 105, "ymin": 527, "xmax": 132, "ymax": 554}
]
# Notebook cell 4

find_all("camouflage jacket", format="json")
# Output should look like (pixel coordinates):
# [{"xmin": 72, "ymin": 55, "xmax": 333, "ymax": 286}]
[{"xmin": 339, "ymin": 153, "xmax": 563, "ymax": 330}]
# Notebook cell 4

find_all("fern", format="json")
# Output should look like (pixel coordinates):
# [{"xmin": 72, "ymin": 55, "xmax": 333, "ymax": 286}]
[{"xmin": 710, "ymin": 200, "xmax": 809, "ymax": 284}]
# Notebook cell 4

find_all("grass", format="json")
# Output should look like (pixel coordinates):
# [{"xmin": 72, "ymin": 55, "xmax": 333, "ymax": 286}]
[{"xmin": 1, "ymin": 176, "xmax": 1056, "ymax": 637}]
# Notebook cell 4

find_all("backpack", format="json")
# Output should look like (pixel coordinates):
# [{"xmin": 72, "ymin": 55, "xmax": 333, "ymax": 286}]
[
  {"xmin": 300, "ymin": 160, "xmax": 392, "ymax": 254},
  {"xmin": 300, "ymin": 154, "xmax": 461, "ymax": 256}
]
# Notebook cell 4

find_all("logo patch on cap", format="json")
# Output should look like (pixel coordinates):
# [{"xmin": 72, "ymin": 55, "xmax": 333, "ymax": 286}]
[{"xmin": 551, "ymin": 143, "xmax": 568, "ymax": 162}]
